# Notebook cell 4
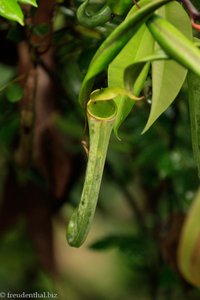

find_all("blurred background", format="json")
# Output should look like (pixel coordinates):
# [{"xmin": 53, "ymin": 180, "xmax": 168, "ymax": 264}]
[{"xmin": 0, "ymin": 0, "xmax": 200, "ymax": 299}]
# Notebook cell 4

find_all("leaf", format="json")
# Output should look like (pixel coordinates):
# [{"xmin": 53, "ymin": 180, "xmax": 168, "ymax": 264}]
[
  {"xmin": 90, "ymin": 235, "xmax": 139, "ymax": 251},
  {"xmin": 147, "ymin": 16, "xmax": 200, "ymax": 76},
  {"xmin": 178, "ymin": 188, "xmax": 200, "ymax": 288},
  {"xmin": 108, "ymin": 24, "xmax": 154, "ymax": 137},
  {"xmin": 194, "ymin": 37, "xmax": 200, "ymax": 48},
  {"xmin": 107, "ymin": 0, "xmax": 132, "ymax": 15},
  {"xmin": 115, "ymin": 51, "xmax": 168, "ymax": 136},
  {"xmin": 193, "ymin": 0, "xmax": 200, "ymax": 11},
  {"xmin": 32, "ymin": 24, "xmax": 50, "ymax": 36},
  {"xmin": 90, "ymin": 234, "xmax": 154, "ymax": 270},
  {"xmin": 17, "ymin": 0, "xmax": 37, "ymax": 7},
  {"xmin": 7, "ymin": 26, "xmax": 24, "ymax": 43},
  {"xmin": 0, "ymin": 65, "xmax": 15, "ymax": 88},
  {"xmin": 5, "ymin": 83, "xmax": 23, "ymax": 103},
  {"xmin": 0, "ymin": 0, "xmax": 24, "ymax": 25},
  {"xmin": 79, "ymin": 0, "xmax": 173, "ymax": 107},
  {"xmin": 124, "ymin": 50, "xmax": 169, "ymax": 91},
  {"xmin": 90, "ymin": 87, "xmax": 142, "ymax": 101},
  {"xmin": 143, "ymin": 1, "xmax": 192, "ymax": 133}
]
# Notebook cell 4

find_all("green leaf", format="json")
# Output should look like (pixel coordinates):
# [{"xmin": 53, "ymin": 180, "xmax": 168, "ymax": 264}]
[
  {"xmin": 107, "ymin": 0, "xmax": 132, "ymax": 15},
  {"xmin": 79, "ymin": 0, "xmax": 173, "ymax": 107},
  {"xmin": 32, "ymin": 24, "xmax": 50, "ymax": 36},
  {"xmin": 17, "ymin": 0, "xmax": 37, "ymax": 7},
  {"xmin": 90, "ymin": 234, "xmax": 154, "ymax": 270},
  {"xmin": 147, "ymin": 15, "xmax": 200, "ymax": 75},
  {"xmin": 194, "ymin": 37, "xmax": 200, "ymax": 48},
  {"xmin": 7, "ymin": 26, "xmax": 24, "ymax": 43},
  {"xmin": 0, "ymin": 0, "xmax": 24, "ymax": 25},
  {"xmin": 0, "ymin": 64, "xmax": 15, "ymax": 88},
  {"xmin": 178, "ymin": 188, "xmax": 200, "ymax": 288},
  {"xmin": 108, "ymin": 24, "xmax": 154, "ymax": 137},
  {"xmin": 90, "ymin": 235, "xmax": 139, "ymax": 251},
  {"xmin": 193, "ymin": 0, "xmax": 200, "ymax": 11},
  {"xmin": 143, "ymin": 1, "xmax": 192, "ymax": 133},
  {"xmin": 6, "ymin": 83, "xmax": 23, "ymax": 103},
  {"xmin": 124, "ymin": 50, "xmax": 169, "ymax": 92},
  {"xmin": 90, "ymin": 87, "xmax": 142, "ymax": 101},
  {"xmin": 120, "ymin": 51, "xmax": 169, "ymax": 135}
]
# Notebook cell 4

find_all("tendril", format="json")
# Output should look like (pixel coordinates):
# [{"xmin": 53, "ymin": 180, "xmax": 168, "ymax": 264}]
[{"xmin": 77, "ymin": 0, "xmax": 112, "ymax": 28}]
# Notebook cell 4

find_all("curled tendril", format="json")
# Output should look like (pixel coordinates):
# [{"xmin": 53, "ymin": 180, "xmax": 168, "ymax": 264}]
[
  {"xmin": 181, "ymin": 0, "xmax": 200, "ymax": 31},
  {"xmin": 192, "ymin": 19, "xmax": 200, "ymax": 32},
  {"xmin": 77, "ymin": 0, "xmax": 112, "ymax": 28}
]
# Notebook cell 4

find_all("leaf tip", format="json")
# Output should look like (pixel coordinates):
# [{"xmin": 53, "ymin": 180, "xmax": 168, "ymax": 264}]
[
  {"xmin": 141, "ymin": 123, "xmax": 150, "ymax": 134},
  {"xmin": 18, "ymin": 18, "xmax": 24, "ymax": 26},
  {"xmin": 113, "ymin": 127, "xmax": 122, "ymax": 141}
]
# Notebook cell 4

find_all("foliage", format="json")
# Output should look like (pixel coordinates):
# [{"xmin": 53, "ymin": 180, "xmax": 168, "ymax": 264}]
[
  {"xmin": 0, "ymin": 0, "xmax": 37, "ymax": 25},
  {"xmin": 1, "ymin": 0, "xmax": 200, "ymax": 299}
]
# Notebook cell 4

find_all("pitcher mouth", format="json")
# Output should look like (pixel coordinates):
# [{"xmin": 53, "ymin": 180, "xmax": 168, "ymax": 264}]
[{"xmin": 87, "ymin": 99, "xmax": 117, "ymax": 122}]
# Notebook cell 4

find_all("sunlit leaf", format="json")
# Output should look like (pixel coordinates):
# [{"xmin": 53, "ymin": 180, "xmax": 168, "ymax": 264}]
[
  {"xmin": 108, "ymin": 24, "xmax": 154, "ymax": 137},
  {"xmin": 17, "ymin": 0, "xmax": 37, "ymax": 7},
  {"xmin": 79, "ymin": 0, "xmax": 172, "ymax": 107},
  {"xmin": 143, "ymin": 1, "xmax": 192, "ymax": 133},
  {"xmin": 107, "ymin": 0, "xmax": 132, "ymax": 15},
  {"xmin": 0, "ymin": 0, "xmax": 24, "ymax": 25}
]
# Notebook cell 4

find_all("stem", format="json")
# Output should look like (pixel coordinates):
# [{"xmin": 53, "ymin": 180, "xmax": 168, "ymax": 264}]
[{"xmin": 187, "ymin": 71, "xmax": 200, "ymax": 178}]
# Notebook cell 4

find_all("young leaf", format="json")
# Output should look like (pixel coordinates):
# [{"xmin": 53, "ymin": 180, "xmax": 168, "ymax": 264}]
[
  {"xmin": 0, "ymin": 0, "xmax": 24, "ymax": 25},
  {"xmin": 90, "ymin": 87, "xmax": 142, "ymax": 101},
  {"xmin": 143, "ymin": 1, "xmax": 192, "ymax": 133},
  {"xmin": 108, "ymin": 24, "xmax": 154, "ymax": 137},
  {"xmin": 17, "ymin": 0, "xmax": 37, "ymax": 7},
  {"xmin": 178, "ymin": 188, "xmax": 200, "ymax": 288},
  {"xmin": 147, "ymin": 12, "xmax": 200, "ymax": 76},
  {"xmin": 107, "ymin": 0, "xmax": 132, "ymax": 15},
  {"xmin": 124, "ymin": 51, "xmax": 169, "ymax": 96},
  {"xmin": 120, "ymin": 51, "xmax": 170, "ymax": 136},
  {"xmin": 79, "ymin": 0, "xmax": 173, "ymax": 107},
  {"xmin": 5, "ymin": 83, "xmax": 23, "ymax": 103}
]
